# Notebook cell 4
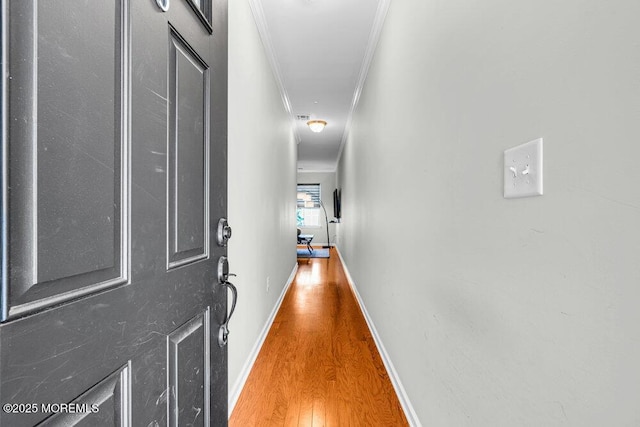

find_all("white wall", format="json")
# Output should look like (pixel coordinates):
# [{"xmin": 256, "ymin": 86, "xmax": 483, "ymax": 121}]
[
  {"xmin": 228, "ymin": 0, "xmax": 297, "ymax": 405},
  {"xmin": 338, "ymin": 0, "xmax": 640, "ymax": 425},
  {"xmin": 297, "ymin": 171, "xmax": 337, "ymax": 246}
]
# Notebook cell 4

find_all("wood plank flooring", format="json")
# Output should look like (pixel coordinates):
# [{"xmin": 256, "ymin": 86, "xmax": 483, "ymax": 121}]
[{"xmin": 229, "ymin": 247, "xmax": 409, "ymax": 426}]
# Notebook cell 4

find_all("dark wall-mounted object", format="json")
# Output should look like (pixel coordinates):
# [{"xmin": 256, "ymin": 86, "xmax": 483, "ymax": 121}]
[{"xmin": 333, "ymin": 188, "xmax": 341, "ymax": 219}]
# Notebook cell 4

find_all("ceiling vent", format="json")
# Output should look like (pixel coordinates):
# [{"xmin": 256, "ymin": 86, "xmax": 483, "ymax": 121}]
[{"xmin": 295, "ymin": 114, "xmax": 310, "ymax": 121}]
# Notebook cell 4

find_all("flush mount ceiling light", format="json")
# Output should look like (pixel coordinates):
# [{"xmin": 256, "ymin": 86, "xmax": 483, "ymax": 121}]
[{"xmin": 306, "ymin": 120, "xmax": 327, "ymax": 133}]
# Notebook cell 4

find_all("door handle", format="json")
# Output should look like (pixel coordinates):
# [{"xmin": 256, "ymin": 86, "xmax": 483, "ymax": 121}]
[
  {"xmin": 216, "ymin": 256, "xmax": 237, "ymax": 347},
  {"xmin": 217, "ymin": 256, "xmax": 230, "ymax": 284},
  {"xmin": 218, "ymin": 280, "xmax": 237, "ymax": 347},
  {"xmin": 217, "ymin": 256, "xmax": 236, "ymax": 284}
]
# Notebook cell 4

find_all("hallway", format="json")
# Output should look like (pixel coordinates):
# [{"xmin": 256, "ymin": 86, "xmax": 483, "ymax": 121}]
[{"xmin": 230, "ymin": 248, "xmax": 408, "ymax": 426}]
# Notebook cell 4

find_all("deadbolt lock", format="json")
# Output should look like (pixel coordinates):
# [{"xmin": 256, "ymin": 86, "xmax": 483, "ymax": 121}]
[{"xmin": 217, "ymin": 218, "xmax": 232, "ymax": 247}]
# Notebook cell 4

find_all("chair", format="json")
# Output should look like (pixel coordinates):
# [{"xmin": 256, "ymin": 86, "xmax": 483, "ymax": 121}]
[{"xmin": 297, "ymin": 229, "xmax": 314, "ymax": 254}]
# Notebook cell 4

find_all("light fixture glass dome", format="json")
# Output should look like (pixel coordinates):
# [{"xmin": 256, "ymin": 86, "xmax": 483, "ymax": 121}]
[{"xmin": 306, "ymin": 120, "xmax": 327, "ymax": 133}]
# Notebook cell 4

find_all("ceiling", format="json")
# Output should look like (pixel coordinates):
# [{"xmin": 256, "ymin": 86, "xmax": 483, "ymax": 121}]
[{"xmin": 250, "ymin": 0, "xmax": 390, "ymax": 172}]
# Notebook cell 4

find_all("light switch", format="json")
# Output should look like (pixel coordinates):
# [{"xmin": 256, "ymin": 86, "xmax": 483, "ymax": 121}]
[{"xmin": 504, "ymin": 138, "xmax": 543, "ymax": 198}]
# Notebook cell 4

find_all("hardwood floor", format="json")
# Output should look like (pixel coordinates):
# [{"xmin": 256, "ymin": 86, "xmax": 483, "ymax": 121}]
[{"xmin": 229, "ymin": 247, "xmax": 409, "ymax": 427}]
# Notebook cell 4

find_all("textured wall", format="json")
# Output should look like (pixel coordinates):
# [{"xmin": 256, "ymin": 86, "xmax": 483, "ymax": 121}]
[
  {"xmin": 337, "ymin": 0, "xmax": 640, "ymax": 425},
  {"xmin": 227, "ymin": 0, "xmax": 298, "ymax": 403}
]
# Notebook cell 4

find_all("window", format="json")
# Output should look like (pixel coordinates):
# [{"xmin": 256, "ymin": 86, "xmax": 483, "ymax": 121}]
[{"xmin": 297, "ymin": 184, "xmax": 321, "ymax": 227}]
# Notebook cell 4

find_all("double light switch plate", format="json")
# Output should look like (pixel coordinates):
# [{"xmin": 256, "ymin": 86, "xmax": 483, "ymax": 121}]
[{"xmin": 504, "ymin": 138, "xmax": 543, "ymax": 199}]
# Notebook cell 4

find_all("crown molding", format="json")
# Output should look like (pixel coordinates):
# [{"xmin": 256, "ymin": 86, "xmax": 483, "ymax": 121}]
[
  {"xmin": 335, "ymin": 0, "xmax": 391, "ymax": 167},
  {"xmin": 247, "ymin": 0, "xmax": 302, "ymax": 144}
]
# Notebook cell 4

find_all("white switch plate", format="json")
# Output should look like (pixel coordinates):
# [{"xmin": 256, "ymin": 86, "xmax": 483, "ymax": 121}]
[{"xmin": 504, "ymin": 138, "xmax": 543, "ymax": 198}]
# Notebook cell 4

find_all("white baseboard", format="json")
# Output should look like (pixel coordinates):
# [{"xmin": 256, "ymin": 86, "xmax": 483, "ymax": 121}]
[
  {"xmin": 228, "ymin": 263, "xmax": 299, "ymax": 415},
  {"xmin": 334, "ymin": 247, "xmax": 422, "ymax": 427}
]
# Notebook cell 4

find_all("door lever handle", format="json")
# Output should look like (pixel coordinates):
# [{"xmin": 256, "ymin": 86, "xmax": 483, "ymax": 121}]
[{"xmin": 218, "ymin": 280, "xmax": 237, "ymax": 347}]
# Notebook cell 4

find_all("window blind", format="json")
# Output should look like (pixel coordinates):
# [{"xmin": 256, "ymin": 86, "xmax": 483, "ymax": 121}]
[{"xmin": 297, "ymin": 184, "xmax": 321, "ymax": 208}]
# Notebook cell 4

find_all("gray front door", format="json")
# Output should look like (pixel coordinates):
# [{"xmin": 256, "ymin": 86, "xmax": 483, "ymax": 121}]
[{"xmin": 0, "ymin": 0, "xmax": 229, "ymax": 425}]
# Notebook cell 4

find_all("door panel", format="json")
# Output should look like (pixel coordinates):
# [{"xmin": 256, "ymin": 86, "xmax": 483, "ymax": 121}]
[
  {"xmin": 39, "ymin": 363, "xmax": 131, "ymax": 426},
  {"xmin": 168, "ymin": 310, "xmax": 210, "ymax": 426},
  {"xmin": 5, "ymin": 0, "xmax": 128, "ymax": 319},
  {"xmin": 168, "ymin": 28, "xmax": 209, "ymax": 268},
  {"xmin": 37, "ymin": 0, "xmax": 122, "ymax": 283},
  {"xmin": 0, "ymin": 0, "xmax": 229, "ymax": 425}
]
